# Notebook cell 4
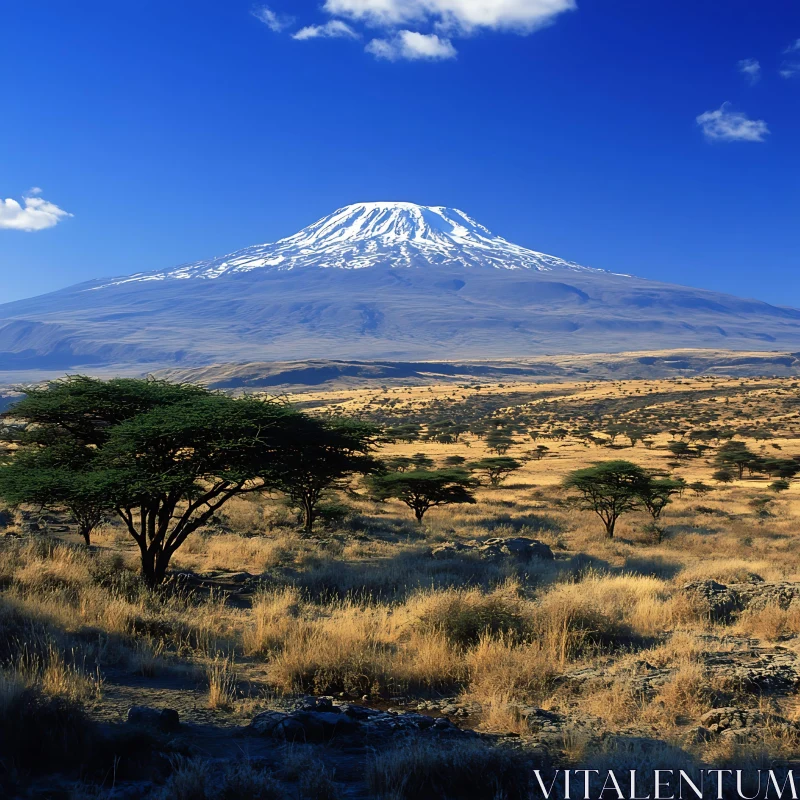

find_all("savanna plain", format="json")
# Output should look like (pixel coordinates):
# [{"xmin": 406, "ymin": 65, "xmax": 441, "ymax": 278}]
[{"xmin": 4, "ymin": 374, "xmax": 800, "ymax": 799}]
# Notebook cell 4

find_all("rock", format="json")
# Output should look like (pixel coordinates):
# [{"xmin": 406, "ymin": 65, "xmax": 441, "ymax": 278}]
[
  {"xmin": 248, "ymin": 698, "xmax": 479, "ymax": 745},
  {"xmin": 478, "ymin": 537, "xmax": 555, "ymax": 562},
  {"xmin": 431, "ymin": 537, "xmax": 554, "ymax": 563},
  {"xmin": 682, "ymin": 580, "xmax": 743, "ymax": 622},
  {"xmin": 686, "ymin": 725, "xmax": 712, "ymax": 743},
  {"xmin": 430, "ymin": 542, "xmax": 472, "ymax": 559},
  {"xmin": 126, "ymin": 706, "xmax": 180, "ymax": 733},
  {"xmin": 682, "ymin": 579, "xmax": 800, "ymax": 623},
  {"xmin": 703, "ymin": 649, "xmax": 800, "ymax": 694}
]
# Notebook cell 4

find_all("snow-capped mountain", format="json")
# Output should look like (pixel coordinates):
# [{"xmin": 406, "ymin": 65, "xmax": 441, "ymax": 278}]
[
  {"xmin": 97, "ymin": 202, "xmax": 600, "ymax": 288},
  {"xmin": 1, "ymin": 201, "xmax": 800, "ymax": 371}
]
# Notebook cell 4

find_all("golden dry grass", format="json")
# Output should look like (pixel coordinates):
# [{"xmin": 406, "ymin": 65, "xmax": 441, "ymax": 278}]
[{"xmin": 4, "ymin": 373, "xmax": 800, "ymax": 771}]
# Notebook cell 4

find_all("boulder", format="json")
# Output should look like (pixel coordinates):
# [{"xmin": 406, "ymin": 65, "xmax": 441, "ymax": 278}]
[
  {"xmin": 431, "ymin": 537, "xmax": 554, "ymax": 563},
  {"xmin": 126, "ymin": 706, "xmax": 180, "ymax": 733},
  {"xmin": 681, "ymin": 580, "xmax": 743, "ymax": 622}
]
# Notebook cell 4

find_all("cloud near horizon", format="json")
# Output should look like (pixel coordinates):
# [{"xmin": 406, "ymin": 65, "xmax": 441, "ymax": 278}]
[
  {"xmin": 696, "ymin": 103, "xmax": 769, "ymax": 143},
  {"xmin": 0, "ymin": 190, "xmax": 73, "ymax": 232}
]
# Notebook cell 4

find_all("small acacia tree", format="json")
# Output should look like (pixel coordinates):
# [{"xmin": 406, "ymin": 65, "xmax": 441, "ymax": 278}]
[
  {"xmin": 639, "ymin": 476, "xmax": 684, "ymax": 522},
  {"xmin": 563, "ymin": 460, "xmax": 649, "ymax": 538},
  {"xmin": 368, "ymin": 469, "xmax": 477, "ymax": 523},
  {"xmin": 0, "ymin": 446, "xmax": 107, "ymax": 545},
  {"xmin": 467, "ymin": 456, "xmax": 522, "ymax": 487},
  {"xmin": 485, "ymin": 430, "xmax": 513, "ymax": 455},
  {"xmin": 274, "ymin": 417, "xmax": 382, "ymax": 533}
]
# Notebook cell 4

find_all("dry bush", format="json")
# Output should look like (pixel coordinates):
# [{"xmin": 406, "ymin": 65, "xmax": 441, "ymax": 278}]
[
  {"xmin": 678, "ymin": 559, "xmax": 774, "ymax": 584},
  {"xmin": 207, "ymin": 654, "xmax": 238, "ymax": 710},
  {"xmin": 580, "ymin": 682, "xmax": 642, "ymax": 726},
  {"xmin": 177, "ymin": 530, "xmax": 298, "ymax": 573},
  {"xmin": 154, "ymin": 757, "xmax": 284, "ymax": 800},
  {"xmin": 367, "ymin": 740, "xmax": 542, "ymax": 800},
  {"xmin": 0, "ymin": 674, "xmax": 96, "ymax": 781},
  {"xmin": 736, "ymin": 602, "xmax": 800, "ymax": 641},
  {"xmin": 466, "ymin": 635, "xmax": 556, "ymax": 706},
  {"xmin": 406, "ymin": 580, "xmax": 527, "ymax": 647},
  {"xmin": 641, "ymin": 662, "xmax": 711, "ymax": 726},
  {"xmin": 242, "ymin": 587, "xmax": 302, "ymax": 656}
]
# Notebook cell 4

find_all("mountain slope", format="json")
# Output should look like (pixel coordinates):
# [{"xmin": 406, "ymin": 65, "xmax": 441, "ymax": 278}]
[{"xmin": 1, "ymin": 202, "xmax": 799, "ymax": 370}]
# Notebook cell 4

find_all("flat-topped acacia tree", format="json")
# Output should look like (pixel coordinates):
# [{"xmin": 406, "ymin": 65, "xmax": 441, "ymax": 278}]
[
  {"xmin": 563, "ymin": 460, "xmax": 650, "ymax": 538},
  {"xmin": 368, "ymin": 469, "xmax": 477, "ymax": 523},
  {"xmin": 0, "ymin": 377, "xmax": 309, "ymax": 585},
  {"xmin": 0, "ymin": 377, "xmax": 210, "ymax": 546}
]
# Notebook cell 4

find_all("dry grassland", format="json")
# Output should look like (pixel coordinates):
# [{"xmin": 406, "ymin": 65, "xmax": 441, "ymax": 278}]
[{"xmin": 4, "ymin": 374, "xmax": 800, "ymax": 796}]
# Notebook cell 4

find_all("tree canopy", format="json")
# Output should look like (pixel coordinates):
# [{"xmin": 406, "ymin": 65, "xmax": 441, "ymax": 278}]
[
  {"xmin": 563, "ymin": 460, "xmax": 650, "ymax": 538},
  {"xmin": 368, "ymin": 469, "xmax": 477, "ymax": 523},
  {"xmin": 0, "ymin": 377, "xmax": 373, "ymax": 584}
]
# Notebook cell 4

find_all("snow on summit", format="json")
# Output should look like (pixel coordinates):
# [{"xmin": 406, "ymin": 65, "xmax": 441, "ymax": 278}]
[{"xmin": 95, "ymin": 202, "xmax": 601, "ymax": 288}]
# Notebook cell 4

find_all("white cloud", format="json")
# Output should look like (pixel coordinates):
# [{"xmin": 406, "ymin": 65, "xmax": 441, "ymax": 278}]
[
  {"xmin": 0, "ymin": 191, "xmax": 73, "ymax": 232},
  {"xmin": 252, "ymin": 4, "xmax": 293, "ymax": 32},
  {"xmin": 737, "ymin": 58, "xmax": 760, "ymax": 84},
  {"xmin": 293, "ymin": 20, "xmax": 360, "ymax": 40},
  {"xmin": 784, "ymin": 38, "xmax": 800, "ymax": 53},
  {"xmin": 780, "ymin": 62, "xmax": 800, "ymax": 78},
  {"xmin": 366, "ymin": 30, "xmax": 457, "ymax": 60},
  {"xmin": 696, "ymin": 103, "xmax": 769, "ymax": 143},
  {"xmin": 325, "ymin": 0, "xmax": 576, "ymax": 33}
]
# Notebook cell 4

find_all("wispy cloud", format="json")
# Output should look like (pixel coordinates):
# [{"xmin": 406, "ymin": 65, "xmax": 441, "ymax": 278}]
[
  {"xmin": 324, "ymin": 0, "xmax": 576, "ymax": 33},
  {"xmin": 777, "ymin": 39, "xmax": 800, "ymax": 78},
  {"xmin": 780, "ymin": 62, "xmax": 800, "ymax": 78},
  {"xmin": 737, "ymin": 58, "xmax": 760, "ymax": 84},
  {"xmin": 696, "ymin": 103, "xmax": 769, "ymax": 143},
  {"xmin": 0, "ymin": 190, "xmax": 72, "ymax": 232},
  {"xmin": 252, "ymin": 4, "xmax": 294, "ymax": 32},
  {"xmin": 366, "ymin": 30, "xmax": 456, "ymax": 60},
  {"xmin": 293, "ymin": 20, "xmax": 360, "ymax": 40}
]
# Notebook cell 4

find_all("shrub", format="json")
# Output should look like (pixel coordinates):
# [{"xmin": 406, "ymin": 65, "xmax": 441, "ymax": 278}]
[{"xmin": 367, "ymin": 740, "xmax": 543, "ymax": 800}]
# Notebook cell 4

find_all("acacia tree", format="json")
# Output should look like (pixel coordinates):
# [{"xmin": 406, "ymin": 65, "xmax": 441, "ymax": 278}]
[
  {"xmin": 638, "ymin": 476, "xmax": 683, "ymax": 522},
  {"xmin": 714, "ymin": 441, "xmax": 755, "ymax": 480},
  {"xmin": 0, "ymin": 441, "xmax": 107, "ymax": 545},
  {"xmin": 368, "ymin": 469, "xmax": 477, "ymax": 523},
  {"xmin": 485, "ymin": 430, "xmax": 513, "ymax": 455},
  {"xmin": 1, "ymin": 378, "xmax": 305, "ymax": 586},
  {"xmin": 99, "ymin": 393, "xmax": 302, "ymax": 585},
  {"xmin": 467, "ymin": 456, "xmax": 522, "ymax": 487},
  {"xmin": 0, "ymin": 377, "xmax": 208, "ymax": 545},
  {"xmin": 563, "ymin": 460, "xmax": 649, "ymax": 538},
  {"xmin": 274, "ymin": 417, "xmax": 382, "ymax": 533}
]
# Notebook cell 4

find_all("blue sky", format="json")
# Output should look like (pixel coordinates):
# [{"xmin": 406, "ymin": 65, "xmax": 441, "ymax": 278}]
[{"xmin": 1, "ymin": 0, "xmax": 798, "ymax": 305}]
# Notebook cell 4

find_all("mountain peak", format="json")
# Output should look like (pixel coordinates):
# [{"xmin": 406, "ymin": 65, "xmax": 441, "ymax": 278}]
[
  {"xmin": 276, "ymin": 202, "xmax": 496, "ymax": 249},
  {"xmin": 93, "ymin": 202, "xmax": 599, "ymax": 289}
]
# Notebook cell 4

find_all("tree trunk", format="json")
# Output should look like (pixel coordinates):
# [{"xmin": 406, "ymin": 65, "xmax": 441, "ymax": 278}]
[
  {"xmin": 302, "ymin": 496, "xmax": 315, "ymax": 534},
  {"xmin": 79, "ymin": 524, "xmax": 92, "ymax": 546}
]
